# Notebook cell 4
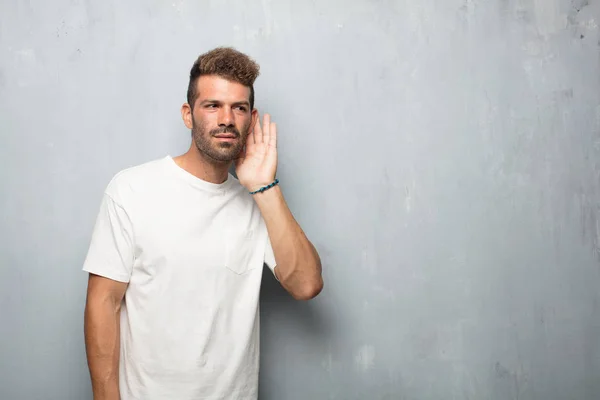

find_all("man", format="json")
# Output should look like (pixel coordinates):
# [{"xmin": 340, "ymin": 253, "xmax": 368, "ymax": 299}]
[{"xmin": 82, "ymin": 47, "xmax": 323, "ymax": 400}]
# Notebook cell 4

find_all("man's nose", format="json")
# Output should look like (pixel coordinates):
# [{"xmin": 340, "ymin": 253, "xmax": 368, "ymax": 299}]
[{"xmin": 218, "ymin": 107, "xmax": 234, "ymax": 126}]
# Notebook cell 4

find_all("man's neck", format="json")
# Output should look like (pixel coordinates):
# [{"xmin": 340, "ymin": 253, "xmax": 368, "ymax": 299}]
[{"xmin": 173, "ymin": 147, "xmax": 231, "ymax": 184}]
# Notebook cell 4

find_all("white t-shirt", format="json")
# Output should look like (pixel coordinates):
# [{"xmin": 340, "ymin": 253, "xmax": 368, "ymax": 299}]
[{"xmin": 82, "ymin": 155, "xmax": 277, "ymax": 400}]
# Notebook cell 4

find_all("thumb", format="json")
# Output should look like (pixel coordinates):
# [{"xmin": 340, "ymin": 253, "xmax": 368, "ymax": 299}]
[{"xmin": 234, "ymin": 146, "xmax": 246, "ymax": 167}]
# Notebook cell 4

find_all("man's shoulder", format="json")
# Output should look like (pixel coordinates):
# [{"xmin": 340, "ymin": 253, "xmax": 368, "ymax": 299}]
[{"xmin": 104, "ymin": 156, "xmax": 170, "ymax": 201}]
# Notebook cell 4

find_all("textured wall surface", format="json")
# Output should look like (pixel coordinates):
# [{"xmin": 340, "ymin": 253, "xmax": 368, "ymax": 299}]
[{"xmin": 1, "ymin": 1, "xmax": 600, "ymax": 399}]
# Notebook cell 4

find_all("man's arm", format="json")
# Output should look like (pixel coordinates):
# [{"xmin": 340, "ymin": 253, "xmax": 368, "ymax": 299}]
[
  {"xmin": 253, "ymin": 186, "xmax": 323, "ymax": 300},
  {"xmin": 84, "ymin": 273, "xmax": 128, "ymax": 400},
  {"xmin": 235, "ymin": 112, "xmax": 323, "ymax": 300}
]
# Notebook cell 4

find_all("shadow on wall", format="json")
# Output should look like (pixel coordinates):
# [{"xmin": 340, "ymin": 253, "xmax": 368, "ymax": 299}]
[
  {"xmin": 259, "ymin": 265, "xmax": 330, "ymax": 334},
  {"xmin": 258, "ymin": 265, "xmax": 333, "ymax": 398}
]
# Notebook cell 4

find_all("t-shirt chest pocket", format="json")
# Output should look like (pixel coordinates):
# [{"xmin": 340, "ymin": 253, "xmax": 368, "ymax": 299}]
[{"xmin": 224, "ymin": 228, "xmax": 261, "ymax": 275}]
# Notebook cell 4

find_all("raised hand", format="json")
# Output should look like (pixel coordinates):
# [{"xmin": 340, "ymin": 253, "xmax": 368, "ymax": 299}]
[{"xmin": 235, "ymin": 113, "xmax": 278, "ymax": 193}]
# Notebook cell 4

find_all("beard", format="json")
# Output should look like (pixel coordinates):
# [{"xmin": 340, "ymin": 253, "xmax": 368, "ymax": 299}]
[{"xmin": 191, "ymin": 116, "xmax": 250, "ymax": 163}]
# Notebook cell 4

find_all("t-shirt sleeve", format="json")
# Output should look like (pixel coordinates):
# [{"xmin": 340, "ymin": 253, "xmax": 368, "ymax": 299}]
[
  {"xmin": 82, "ymin": 192, "xmax": 135, "ymax": 283},
  {"xmin": 264, "ymin": 233, "xmax": 279, "ymax": 281}
]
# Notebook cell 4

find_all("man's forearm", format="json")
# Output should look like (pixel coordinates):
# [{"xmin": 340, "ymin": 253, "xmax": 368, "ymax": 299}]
[
  {"xmin": 84, "ymin": 297, "xmax": 122, "ymax": 400},
  {"xmin": 253, "ymin": 185, "xmax": 323, "ymax": 299}
]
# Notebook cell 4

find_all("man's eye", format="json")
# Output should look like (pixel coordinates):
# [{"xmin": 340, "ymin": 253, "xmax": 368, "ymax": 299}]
[{"xmin": 236, "ymin": 106, "xmax": 247, "ymax": 112}]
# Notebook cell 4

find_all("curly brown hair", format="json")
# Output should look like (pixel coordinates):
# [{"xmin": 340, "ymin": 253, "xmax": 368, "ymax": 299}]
[{"xmin": 186, "ymin": 47, "xmax": 261, "ymax": 110}]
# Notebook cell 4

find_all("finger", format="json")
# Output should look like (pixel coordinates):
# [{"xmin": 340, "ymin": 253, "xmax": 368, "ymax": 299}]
[
  {"xmin": 269, "ymin": 122, "xmax": 277, "ymax": 148},
  {"xmin": 263, "ymin": 114, "xmax": 271, "ymax": 143},
  {"xmin": 247, "ymin": 122, "xmax": 256, "ymax": 146},
  {"xmin": 252, "ymin": 113, "xmax": 262, "ymax": 144},
  {"xmin": 260, "ymin": 113, "xmax": 270, "ymax": 144}
]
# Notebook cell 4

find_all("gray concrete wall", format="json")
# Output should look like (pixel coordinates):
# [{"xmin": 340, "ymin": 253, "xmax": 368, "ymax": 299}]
[{"xmin": 1, "ymin": 0, "xmax": 600, "ymax": 399}]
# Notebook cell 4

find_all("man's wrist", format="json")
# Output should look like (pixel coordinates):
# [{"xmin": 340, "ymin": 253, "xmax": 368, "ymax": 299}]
[
  {"xmin": 247, "ymin": 179, "xmax": 279, "ymax": 195},
  {"xmin": 252, "ymin": 185, "xmax": 284, "ymax": 220}
]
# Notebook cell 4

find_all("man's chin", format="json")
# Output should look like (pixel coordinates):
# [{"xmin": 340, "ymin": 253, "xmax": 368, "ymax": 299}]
[{"xmin": 205, "ymin": 149, "xmax": 241, "ymax": 163}]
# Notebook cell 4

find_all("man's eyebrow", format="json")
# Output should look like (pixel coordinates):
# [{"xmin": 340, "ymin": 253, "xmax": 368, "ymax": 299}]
[{"xmin": 200, "ymin": 99, "xmax": 250, "ymax": 107}]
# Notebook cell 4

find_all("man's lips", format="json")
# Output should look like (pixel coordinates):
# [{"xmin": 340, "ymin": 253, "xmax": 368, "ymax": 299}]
[{"xmin": 214, "ymin": 134, "xmax": 237, "ymax": 139}]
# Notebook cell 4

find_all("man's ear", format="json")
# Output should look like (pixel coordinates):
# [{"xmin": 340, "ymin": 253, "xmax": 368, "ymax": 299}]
[{"xmin": 181, "ymin": 103, "xmax": 193, "ymax": 129}]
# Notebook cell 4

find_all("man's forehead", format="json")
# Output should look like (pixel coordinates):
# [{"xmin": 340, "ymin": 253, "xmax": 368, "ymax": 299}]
[{"xmin": 196, "ymin": 75, "xmax": 250, "ymax": 100}]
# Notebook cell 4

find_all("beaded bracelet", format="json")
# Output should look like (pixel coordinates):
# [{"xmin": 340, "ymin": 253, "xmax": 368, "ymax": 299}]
[{"xmin": 250, "ymin": 179, "xmax": 279, "ymax": 195}]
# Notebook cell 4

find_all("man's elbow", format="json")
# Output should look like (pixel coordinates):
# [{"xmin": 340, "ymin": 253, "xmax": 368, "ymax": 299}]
[{"xmin": 291, "ymin": 275, "xmax": 323, "ymax": 301}]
